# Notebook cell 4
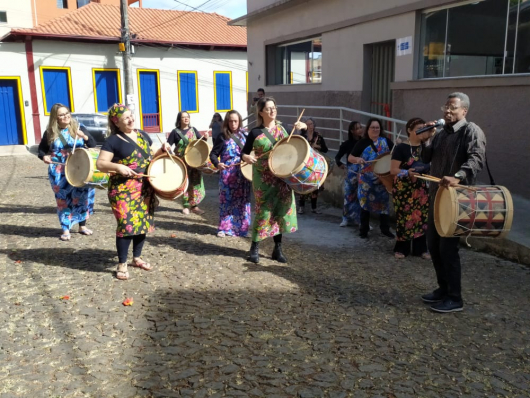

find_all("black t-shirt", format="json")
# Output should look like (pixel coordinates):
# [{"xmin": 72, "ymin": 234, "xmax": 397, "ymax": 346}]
[
  {"xmin": 37, "ymin": 124, "xmax": 96, "ymax": 159},
  {"xmin": 167, "ymin": 127, "xmax": 201, "ymax": 147},
  {"xmin": 100, "ymin": 130, "xmax": 152, "ymax": 163},
  {"xmin": 241, "ymin": 127, "xmax": 268, "ymax": 155},
  {"xmin": 351, "ymin": 137, "xmax": 394, "ymax": 158},
  {"xmin": 392, "ymin": 143, "xmax": 430, "ymax": 173}
]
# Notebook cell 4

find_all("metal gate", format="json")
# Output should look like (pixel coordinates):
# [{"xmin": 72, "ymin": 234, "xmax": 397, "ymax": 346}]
[{"xmin": 370, "ymin": 41, "xmax": 395, "ymax": 125}]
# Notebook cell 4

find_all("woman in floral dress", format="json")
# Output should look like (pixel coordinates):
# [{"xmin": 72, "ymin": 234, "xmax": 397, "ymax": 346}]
[
  {"xmin": 390, "ymin": 117, "xmax": 431, "ymax": 259},
  {"xmin": 335, "ymin": 121, "xmax": 363, "ymax": 227},
  {"xmin": 210, "ymin": 110, "xmax": 251, "ymax": 238},
  {"xmin": 97, "ymin": 104, "xmax": 168, "ymax": 280},
  {"xmin": 241, "ymin": 97, "xmax": 306, "ymax": 263},
  {"xmin": 167, "ymin": 111, "xmax": 209, "ymax": 215},
  {"xmin": 349, "ymin": 118, "xmax": 394, "ymax": 239},
  {"xmin": 38, "ymin": 103, "xmax": 96, "ymax": 241}
]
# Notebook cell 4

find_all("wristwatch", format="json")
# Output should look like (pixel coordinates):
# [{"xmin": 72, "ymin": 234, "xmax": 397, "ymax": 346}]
[{"xmin": 454, "ymin": 171, "xmax": 466, "ymax": 181}]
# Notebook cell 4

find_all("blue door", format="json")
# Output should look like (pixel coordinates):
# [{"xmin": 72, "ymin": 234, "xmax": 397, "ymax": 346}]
[
  {"xmin": 0, "ymin": 79, "xmax": 24, "ymax": 145},
  {"xmin": 94, "ymin": 70, "xmax": 120, "ymax": 113},
  {"xmin": 138, "ymin": 71, "xmax": 160, "ymax": 133}
]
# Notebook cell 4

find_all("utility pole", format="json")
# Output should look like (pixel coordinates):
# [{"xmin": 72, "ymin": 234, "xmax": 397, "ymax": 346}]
[{"xmin": 120, "ymin": 0, "xmax": 135, "ymax": 110}]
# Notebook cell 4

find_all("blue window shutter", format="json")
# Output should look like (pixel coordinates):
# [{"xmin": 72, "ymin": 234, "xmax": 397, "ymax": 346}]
[
  {"xmin": 95, "ymin": 71, "xmax": 119, "ymax": 112},
  {"xmin": 179, "ymin": 72, "xmax": 197, "ymax": 112},
  {"xmin": 215, "ymin": 73, "xmax": 231, "ymax": 111},
  {"xmin": 139, "ymin": 72, "xmax": 159, "ymax": 114},
  {"xmin": 42, "ymin": 69, "xmax": 71, "ymax": 113}
]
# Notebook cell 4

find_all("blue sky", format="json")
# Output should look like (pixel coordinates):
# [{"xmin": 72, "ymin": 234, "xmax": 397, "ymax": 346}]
[{"xmin": 132, "ymin": 0, "xmax": 247, "ymax": 19}]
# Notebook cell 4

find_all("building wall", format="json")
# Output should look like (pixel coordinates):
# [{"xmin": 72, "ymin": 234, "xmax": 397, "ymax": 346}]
[
  {"xmin": 1, "ymin": 40, "xmax": 247, "ymax": 146},
  {"xmin": 0, "ymin": 0, "xmax": 34, "ymax": 36}
]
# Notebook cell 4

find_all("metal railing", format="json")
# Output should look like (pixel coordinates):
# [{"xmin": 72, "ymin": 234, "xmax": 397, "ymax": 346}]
[{"xmin": 245, "ymin": 105, "xmax": 407, "ymax": 150}]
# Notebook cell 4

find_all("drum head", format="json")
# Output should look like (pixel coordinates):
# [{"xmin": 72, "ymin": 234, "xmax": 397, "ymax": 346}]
[
  {"xmin": 149, "ymin": 155, "xmax": 187, "ymax": 192},
  {"xmin": 270, "ymin": 135, "xmax": 310, "ymax": 177},
  {"xmin": 185, "ymin": 140, "xmax": 210, "ymax": 168},
  {"xmin": 373, "ymin": 153, "xmax": 392, "ymax": 174},
  {"xmin": 434, "ymin": 186, "xmax": 458, "ymax": 237},
  {"xmin": 65, "ymin": 148, "xmax": 92, "ymax": 187},
  {"xmin": 241, "ymin": 151, "xmax": 254, "ymax": 181}
]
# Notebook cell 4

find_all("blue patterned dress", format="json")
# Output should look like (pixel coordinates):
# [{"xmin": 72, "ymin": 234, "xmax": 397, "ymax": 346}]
[
  {"xmin": 44, "ymin": 129, "xmax": 96, "ymax": 231},
  {"xmin": 357, "ymin": 137, "xmax": 392, "ymax": 215},
  {"xmin": 343, "ymin": 162, "xmax": 362, "ymax": 224},
  {"xmin": 212, "ymin": 129, "xmax": 252, "ymax": 236}
]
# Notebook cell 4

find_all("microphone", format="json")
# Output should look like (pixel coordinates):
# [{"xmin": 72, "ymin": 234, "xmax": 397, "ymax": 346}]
[{"xmin": 416, "ymin": 119, "xmax": 445, "ymax": 135}]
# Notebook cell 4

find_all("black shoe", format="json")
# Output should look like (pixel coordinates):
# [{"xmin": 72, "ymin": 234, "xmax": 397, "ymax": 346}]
[
  {"xmin": 430, "ymin": 298, "xmax": 464, "ymax": 313},
  {"xmin": 421, "ymin": 289, "xmax": 446, "ymax": 303},
  {"xmin": 381, "ymin": 229, "xmax": 395, "ymax": 238},
  {"xmin": 249, "ymin": 242, "xmax": 259, "ymax": 263},
  {"xmin": 271, "ymin": 243, "xmax": 287, "ymax": 263},
  {"xmin": 359, "ymin": 232, "xmax": 368, "ymax": 239}
]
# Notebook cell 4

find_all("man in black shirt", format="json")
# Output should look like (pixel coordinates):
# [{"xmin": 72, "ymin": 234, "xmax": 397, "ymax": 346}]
[{"xmin": 420, "ymin": 92, "xmax": 486, "ymax": 313}]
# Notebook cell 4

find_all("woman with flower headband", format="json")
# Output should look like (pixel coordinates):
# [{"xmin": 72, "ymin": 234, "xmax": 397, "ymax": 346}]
[
  {"xmin": 38, "ymin": 103, "xmax": 97, "ymax": 241},
  {"xmin": 241, "ymin": 97, "xmax": 306, "ymax": 264},
  {"xmin": 97, "ymin": 104, "xmax": 168, "ymax": 280}
]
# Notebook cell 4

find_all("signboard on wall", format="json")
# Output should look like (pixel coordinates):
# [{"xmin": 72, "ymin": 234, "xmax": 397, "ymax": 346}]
[{"xmin": 396, "ymin": 36, "xmax": 412, "ymax": 56}]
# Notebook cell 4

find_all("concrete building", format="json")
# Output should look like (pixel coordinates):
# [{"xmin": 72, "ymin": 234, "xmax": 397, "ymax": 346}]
[
  {"xmin": 231, "ymin": 0, "xmax": 530, "ymax": 199},
  {"xmin": 0, "ymin": 2, "xmax": 247, "ymax": 147}
]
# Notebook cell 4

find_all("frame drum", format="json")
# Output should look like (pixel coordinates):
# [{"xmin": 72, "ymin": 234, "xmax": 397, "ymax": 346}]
[
  {"xmin": 148, "ymin": 154, "xmax": 188, "ymax": 201},
  {"xmin": 268, "ymin": 135, "xmax": 328, "ymax": 194},
  {"xmin": 240, "ymin": 151, "xmax": 254, "ymax": 182},
  {"xmin": 434, "ymin": 185, "xmax": 513, "ymax": 239},
  {"xmin": 184, "ymin": 140, "xmax": 218, "ymax": 174},
  {"xmin": 65, "ymin": 148, "xmax": 108, "ymax": 188},
  {"xmin": 372, "ymin": 152, "xmax": 393, "ymax": 193}
]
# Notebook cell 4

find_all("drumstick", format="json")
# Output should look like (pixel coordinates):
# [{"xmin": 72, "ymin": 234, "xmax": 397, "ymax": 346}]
[
  {"xmin": 416, "ymin": 174, "xmax": 476, "ymax": 191},
  {"xmin": 156, "ymin": 135, "xmax": 178, "ymax": 166},
  {"xmin": 286, "ymin": 109, "xmax": 306, "ymax": 143},
  {"xmin": 107, "ymin": 171, "xmax": 156, "ymax": 178},
  {"xmin": 50, "ymin": 161, "xmax": 65, "ymax": 165},
  {"xmin": 227, "ymin": 150, "xmax": 271, "ymax": 168},
  {"xmin": 191, "ymin": 129, "xmax": 210, "ymax": 148}
]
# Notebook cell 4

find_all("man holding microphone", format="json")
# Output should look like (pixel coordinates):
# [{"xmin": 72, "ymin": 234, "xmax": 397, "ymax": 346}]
[{"xmin": 419, "ymin": 92, "xmax": 487, "ymax": 313}]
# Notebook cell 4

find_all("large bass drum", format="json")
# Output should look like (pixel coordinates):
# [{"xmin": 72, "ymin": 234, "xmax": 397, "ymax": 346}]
[{"xmin": 148, "ymin": 154, "xmax": 188, "ymax": 201}]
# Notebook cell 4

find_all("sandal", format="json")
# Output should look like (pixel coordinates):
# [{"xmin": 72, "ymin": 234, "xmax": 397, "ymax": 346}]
[
  {"xmin": 191, "ymin": 207, "xmax": 205, "ymax": 215},
  {"xmin": 78, "ymin": 227, "xmax": 93, "ymax": 236},
  {"xmin": 394, "ymin": 252, "xmax": 405, "ymax": 259},
  {"xmin": 421, "ymin": 252, "xmax": 432, "ymax": 260},
  {"xmin": 217, "ymin": 231, "xmax": 225, "ymax": 238},
  {"xmin": 182, "ymin": 208, "xmax": 190, "ymax": 215},
  {"xmin": 130, "ymin": 257, "xmax": 152, "ymax": 271},
  {"xmin": 60, "ymin": 232, "xmax": 71, "ymax": 241},
  {"xmin": 116, "ymin": 263, "xmax": 129, "ymax": 280}
]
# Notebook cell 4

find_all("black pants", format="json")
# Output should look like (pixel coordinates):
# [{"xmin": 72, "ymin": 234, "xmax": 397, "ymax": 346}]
[
  {"xmin": 116, "ymin": 234, "xmax": 146, "ymax": 263},
  {"xmin": 360, "ymin": 209, "xmax": 390, "ymax": 234},
  {"xmin": 427, "ymin": 209, "xmax": 462, "ymax": 300},
  {"xmin": 299, "ymin": 193, "xmax": 318, "ymax": 209},
  {"xmin": 393, "ymin": 234, "xmax": 428, "ymax": 256}
]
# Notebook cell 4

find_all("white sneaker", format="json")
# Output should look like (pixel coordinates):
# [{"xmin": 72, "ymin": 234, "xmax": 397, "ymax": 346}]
[
  {"xmin": 217, "ymin": 231, "xmax": 225, "ymax": 238},
  {"xmin": 182, "ymin": 208, "xmax": 190, "ymax": 215},
  {"xmin": 339, "ymin": 220, "xmax": 348, "ymax": 227},
  {"xmin": 369, "ymin": 224, "xmax": 373, "ymax": 231}
]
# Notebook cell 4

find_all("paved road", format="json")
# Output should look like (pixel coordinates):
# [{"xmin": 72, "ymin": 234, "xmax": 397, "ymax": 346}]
[{"xmin": 0, "ymin": 155, "xmax": 529, "ymax": 398}]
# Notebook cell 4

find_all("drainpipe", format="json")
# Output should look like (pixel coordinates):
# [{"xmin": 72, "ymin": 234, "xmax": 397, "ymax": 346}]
[{"xmin": 25, "ymin": 37, "xmax": 42, "ymax": 143}]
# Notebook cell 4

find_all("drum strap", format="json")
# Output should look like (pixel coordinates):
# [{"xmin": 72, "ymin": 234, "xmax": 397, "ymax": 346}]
[
  {"xmin": 119, "ymin": 132, "xmax": 151, "ymax": 161},
  {"xmin": 174, "ymin": 129, "xmax": 189, "ymax": 145},
  {"xmin": 230, "ymin": 133, "xmax": 245, "ymax": 150},
  {"xmin": 57, "ymin": 132, "xmax": 72, "ymax": 150},
  {"xmin": 261, "ymin": 128, "xmax": 278, "ymax": 147}
]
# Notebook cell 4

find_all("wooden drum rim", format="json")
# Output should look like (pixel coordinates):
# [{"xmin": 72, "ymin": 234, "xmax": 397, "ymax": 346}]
[{"xmin": 268, "ymin": 135, "xmax": 311, "ymax": 178}]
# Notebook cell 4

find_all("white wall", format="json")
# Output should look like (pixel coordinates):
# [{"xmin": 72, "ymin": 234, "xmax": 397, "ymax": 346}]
[
  {"xmin": 2, "ymin": 40, "xmax": 247, "ymax": 145},
  {"xmin": 0, "ymin": 0, "xmax": 34, "ymax": 37}
]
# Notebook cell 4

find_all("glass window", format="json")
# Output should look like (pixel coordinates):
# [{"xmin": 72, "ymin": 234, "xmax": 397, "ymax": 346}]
[
  {"xmin": 77, "ymin": 0, "xmax": 90, "ymax": 7},
  {"xmin": 0, "ymin": 11, "xmax": 7, "ymax": 24},
  {"xmin": 266, "ymin": 37, "xmax": 322, "ymax": 85},
  {"xmin": 419, "ymin": 0, "xmax": 529, "ymax": 78},
  {"xmin": 57, "ymin": 0, "xmax": 68, "ymax": 9}
]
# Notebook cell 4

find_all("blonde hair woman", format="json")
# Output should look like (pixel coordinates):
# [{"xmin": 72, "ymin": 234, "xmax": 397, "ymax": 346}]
[{"xmin": 38, "ymin": 103, "xmax": 96, "ymax": 241}]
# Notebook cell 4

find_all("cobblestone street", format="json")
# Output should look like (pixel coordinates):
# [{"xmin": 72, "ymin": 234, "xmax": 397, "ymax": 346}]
[{"xmin": 1, "ymin": 155, "xmax": 529, "ymax": 398}]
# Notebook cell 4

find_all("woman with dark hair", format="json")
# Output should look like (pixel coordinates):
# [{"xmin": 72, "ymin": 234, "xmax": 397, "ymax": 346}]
[
  {"xmin": 209, "ymin": 110, "xmax": 252, "ymax": 237},
  {"xmin": 241, "ymin": 97, "xmax": 306, "ymax": 263},
  {"xmin": 348, "ymin": 118, "xmax": 394, "ymax": 239},
  {"xmin": 167, "ymin": 111, "xmax": 209, "ymax": 215},
  {"xmin": 96, "ymin": 104, "xmax": 167, "ymax": 280},
  {"xmin": 335, "ymin": 121, "xmax": 363, "ymax": 227},
  {"xmin": 209, "ymin": 112, "xmax": 223, "ymax": 129},
  {"xmin": 297, "ymin": 117, "xmax": 328, "ymax": 214},
  {"xmin": 38, "ymin": 103, "xmax": 97, "ymax": 241},
  {"xmin": 390, "ymin": 117, "xmax": 431, "ymax": 259}
]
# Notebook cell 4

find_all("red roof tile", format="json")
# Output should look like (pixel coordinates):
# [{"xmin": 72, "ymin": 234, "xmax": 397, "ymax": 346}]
[{"xmin": 4, "ymin": 3, "xmax": 246, "ymax": 47}]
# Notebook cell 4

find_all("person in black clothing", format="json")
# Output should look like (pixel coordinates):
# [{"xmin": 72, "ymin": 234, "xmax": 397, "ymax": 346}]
[
  {"xmin": 297, "ymin": 117, "xmax": 328, "ymax": 214},
  {"xmin": 348, "ymin": 118, "xmax": 394, "ymax": 239},
  {"xmin": 336, "ymin": 121, "xmax": 363, "ymax": 227},
  {"xmin": 419, "ymin": 92, "xmax": 486, "ymax": 313},
  {"xmin": 166, "ymin": 111, "xmax": 209, "ymax": 215}
]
